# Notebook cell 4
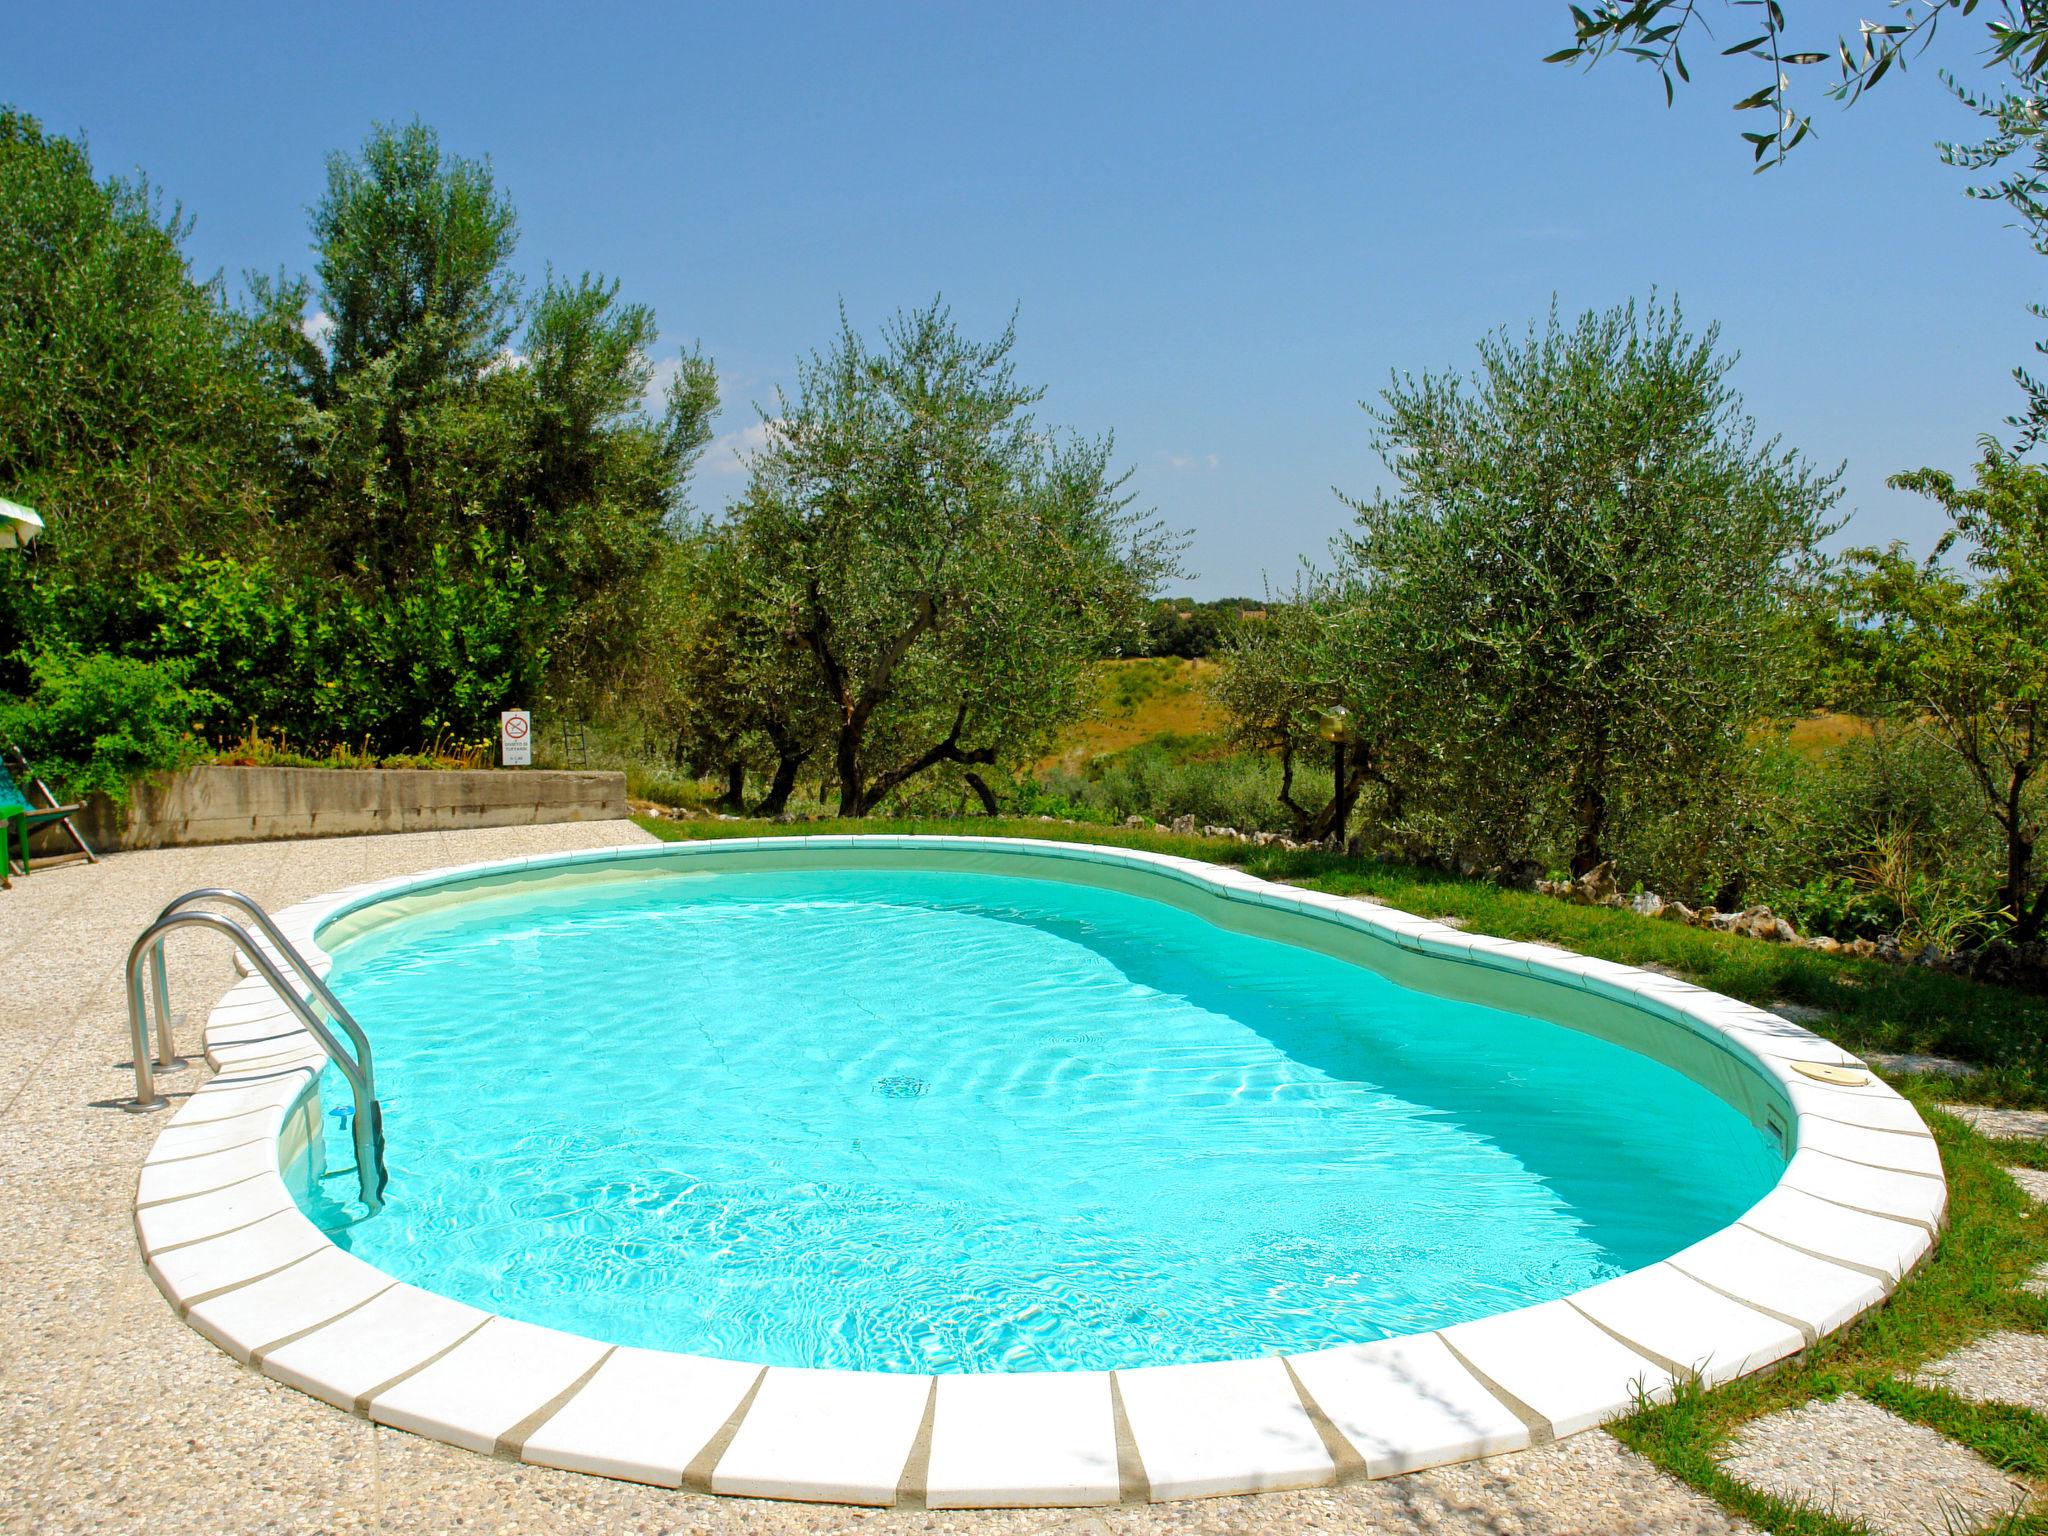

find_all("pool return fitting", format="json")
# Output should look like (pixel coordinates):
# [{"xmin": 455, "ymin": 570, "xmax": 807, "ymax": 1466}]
[{"xmin": 125, "ymin": 888, "xmax": 387, "ymax": 1211}]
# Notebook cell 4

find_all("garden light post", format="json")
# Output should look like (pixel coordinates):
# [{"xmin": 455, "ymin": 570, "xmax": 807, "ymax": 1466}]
[{"xmin": 1319, "ymin": 705, "xmax": 1353, "ymax": 845}]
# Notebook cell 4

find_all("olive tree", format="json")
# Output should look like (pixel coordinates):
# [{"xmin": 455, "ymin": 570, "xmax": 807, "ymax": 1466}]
[
  {"xmin": 1337, "ymin": 298, "xmax": 1840, "ymax": 877},
  {"xmin": 1550, "ymin": 2, "xmax": 2044, "ymax": 171},
  {"xmin": 1213, "ymin": 580, "xmax": 1421, "ymax": 843},
  {"xmin": 712, "ymin": 301, "xmax": 1179, "ymax": 817},
  {"xmin": 247, "ymin": 120, "xmax": 718, "ymax": 737},
  {"xmin": 1554, "ymin": 3, "xmax": 2048, "ymax": 444},
  {"xmin": 0, "ymin": 107, "xmax": 288, "ymax": 665},
  {"xmin": 1836, "ymin": 450, "xmax": 2048, "ymax": 941}
]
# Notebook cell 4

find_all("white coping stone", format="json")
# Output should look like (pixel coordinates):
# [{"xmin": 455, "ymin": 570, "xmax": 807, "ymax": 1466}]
[
  {"xmin": 169, "ymin": 1076, "xmax": 305, "ymax": 1121},
  {"xmin": 136, "ymin": 1173, "xmax": 296, "ymax": 1254},
  {"xmin": 1667, "ymin": 1226, "xmax": 1887, "ymax": 1339},
  {"xmin": 1781, "ymin": 1148, "xmax": 1947, "ymax": 1231},
  {"xmin": 710, "ymin": 1366, "xmax": 932, "ymax": 1505},
  {"xmin": 204, "ymin": 1017, "xmax": 301, "ymax": 1048},
  {"xmin": 136, "ymin": 1141, "xmax": 277, "ymax": 1205},
  {"xmin": 1114, "ymin": 1356, "xmax": 1334, "ymax": 1501},
  {"xmin": 1718, "ymin": 1022, "xmax": 1861, "ymax": 1067},
  {"xmin": 1568, "ymin": 1263, "xmax": 1805, "ymax": 1387},
  {"xmin": 1439, "ymin": 1299, "xmax": 1674, "ymax": 1438},
  {"xmin": 187, "ymin": 1246, "xmax": 394, "ymax": 1362},
  {"xmin": 1784, "ymin": 1080, "xmax": 1933, "ymax": 1137},
  {"xmin": 147, "ymin": 1207, "xmax": 329, "ymax": 1303},
  {"xmin": 521, "ymin": 1347, "xmax": 760, "ymax": 1487},
  {"xmin": 146, "ymin": 1112, "xmax": 286, "ymax": 1163},
  {"xmin": 261, "ymin": 1283, "xmax": 490, "ymax": 1412},
  {"xmin": 1740, "ymin": 1186, "xmax": 1933, "ymax": 1281},
  {"xmin": 368, "ymin": 1315, "xmax": 611, "ymax": 1454},
  {"xmin": 209, "ymin": 1036, "xmax": 325, "ymax": 1069},
  {"xmin": 924, "ymin": 1370, "xmax": 1121, "ymax": 1509},
  {"xmin": 1798, "ymin": 1117, "xmax": 1945, "ymax": 1178},
  {"xmin": 1286, "ymin": 1332, "xmax": 1529, "ymax": 1476}
]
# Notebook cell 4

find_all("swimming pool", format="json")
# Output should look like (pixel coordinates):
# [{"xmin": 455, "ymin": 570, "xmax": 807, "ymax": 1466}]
[
  {"xmin": 296, "ymin": 859, "xmax": 1781, "ymax": 1373},
  {"xmin": 138, "ymin": 836, "xmax": 1946, "ymax": 1506}
]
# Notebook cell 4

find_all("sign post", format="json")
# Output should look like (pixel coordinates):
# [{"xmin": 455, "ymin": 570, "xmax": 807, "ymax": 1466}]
[{"xmin": 499, "ymin": 709, "xmax": 532, "ymax": 768}]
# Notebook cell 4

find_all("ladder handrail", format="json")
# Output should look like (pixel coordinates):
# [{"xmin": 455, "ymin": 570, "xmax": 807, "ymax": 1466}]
[
  {"xmin": 149, "ymin": 888, "xmax": 374, "ymax": 1077},
  {"xmin": 126, "ymin": 908, "xmax": 386, "ymax": 1211}
]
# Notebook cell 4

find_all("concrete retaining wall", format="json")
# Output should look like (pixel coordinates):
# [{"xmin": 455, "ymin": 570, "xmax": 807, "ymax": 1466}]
[{"xmin": 40, "ymin": 765, "xmax": 629, "ymax": 853}]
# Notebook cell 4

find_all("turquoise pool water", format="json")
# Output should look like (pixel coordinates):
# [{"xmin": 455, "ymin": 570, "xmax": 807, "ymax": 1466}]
[{"xmin": 295, "ymin": 862, "xmax": 1784, "ymax": 1373}]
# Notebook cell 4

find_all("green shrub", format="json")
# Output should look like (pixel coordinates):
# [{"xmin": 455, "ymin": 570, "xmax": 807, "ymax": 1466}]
[
  {"xmin": 1029, "ymin": 742, "xmax": 1292, "ymax": 831},
  {"xmin": 1739, "ymin": 725, "xmax": 2004, "ymax": 938},
  {"xmin": 0, "ymin": 648, "xmax": 219, "ymax": 802}
]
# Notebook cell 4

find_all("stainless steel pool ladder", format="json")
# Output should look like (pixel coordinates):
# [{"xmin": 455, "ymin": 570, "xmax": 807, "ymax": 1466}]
[{"xmin": 126, "ymin": 889, "xmax": 387, "ymax": 1211}]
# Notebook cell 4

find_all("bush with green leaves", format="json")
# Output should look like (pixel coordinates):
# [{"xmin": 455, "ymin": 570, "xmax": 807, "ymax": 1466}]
[
  {"xmin": 1, "ymin": 110, "xmax": 717, "ymax": 772},
  {"xmin": 0, "ymin": 649, "xmax": 218, "ymax": 803},
  {"xmin": 1028, "ymin": 742, "xmax": 1292, "ymax": 833}
]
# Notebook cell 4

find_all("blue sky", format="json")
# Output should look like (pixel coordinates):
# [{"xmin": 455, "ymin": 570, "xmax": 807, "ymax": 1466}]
[{"xmin": 6, "ymin": 3, "xmax": 2036, "ymax": 596}]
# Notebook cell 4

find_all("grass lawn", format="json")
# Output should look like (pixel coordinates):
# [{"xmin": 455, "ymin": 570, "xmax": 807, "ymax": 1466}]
[{"xmin": 634, "ymin": 812, "xmax": 2048, "ymax": 1531}]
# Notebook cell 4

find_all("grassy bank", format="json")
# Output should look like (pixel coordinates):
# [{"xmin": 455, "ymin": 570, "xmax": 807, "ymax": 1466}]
[{"xmin": 633, "ymin": 814, "xmax": 2048, "ymax": 1104}]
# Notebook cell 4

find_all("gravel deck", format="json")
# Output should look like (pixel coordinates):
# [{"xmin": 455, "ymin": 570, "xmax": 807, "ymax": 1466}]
[
  {"xmin": 0, "ymin": 825, "xmax": 1863, "ymax": 1534},
  {"xmin": 1718, "ymin": 1396, "xmax": 2029, "ymax": 1536}
]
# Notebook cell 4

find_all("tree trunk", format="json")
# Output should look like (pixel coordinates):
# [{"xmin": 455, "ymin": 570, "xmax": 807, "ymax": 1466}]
[
  {"xmin": 2008, "ymin": 827, "xmax": 2042, "ymax": 943},
  {"xmin": 715, "ymin": 760, "xmax": 746, "ymax": 813},
  {"xmin": 962, "ymin": 771, "xmax": 1000, "ymax": 816},
  {"xmin": 1276, "ymin": 745, "xmax": 1313, "ymax": 835},
  {"xmin": 1304, "ymin": 763, "xmax": 1370, "ymax": 843},
  {"xmin": 849, "ymin": 704, "xmax": 997, "ymax": 815},
  {"xmin": 1567, "ymin": 745, "xmax": 1609, "ymax": 878},
  {"xmin": 753, "ymin": 744, "xmax": 808, "ymax": 818},
  {"xmin": 1569, "ymin": 785, "xmax": 1607, "ymax": 879},
  {"xmin": 1998, "ymin": 768, "xmax": 2040, "ymax": 941},
  {"xmin": 835, "ymin": 725, "xmax": 865, "ymax": 817}
]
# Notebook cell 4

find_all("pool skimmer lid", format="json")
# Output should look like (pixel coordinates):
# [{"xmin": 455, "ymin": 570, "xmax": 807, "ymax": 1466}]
[{"xmin": 1790, "ymin": 1060, "xmax": 1871, "ymax": 1087}]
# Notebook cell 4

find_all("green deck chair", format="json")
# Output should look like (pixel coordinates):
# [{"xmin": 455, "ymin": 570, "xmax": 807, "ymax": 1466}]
[{"xmin": 0, "ymin": 758, "xmax": 89, "ymax": 885}]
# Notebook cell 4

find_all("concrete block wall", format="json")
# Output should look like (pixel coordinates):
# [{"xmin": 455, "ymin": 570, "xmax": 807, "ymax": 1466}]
[{"xmin": 36, "ymin": 766, "xmax": 629, "ymax": 854}]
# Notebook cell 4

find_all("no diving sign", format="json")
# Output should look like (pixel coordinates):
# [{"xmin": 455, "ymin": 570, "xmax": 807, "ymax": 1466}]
[{"xmin": 500, "ymin": 709, "xmax": 532, "ymax": 767}]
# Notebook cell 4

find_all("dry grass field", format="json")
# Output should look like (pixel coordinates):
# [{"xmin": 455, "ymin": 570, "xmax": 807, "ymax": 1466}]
[
  {"xmin": 1040, "ymin": 658, "xmax": 1232, "ymax": 770},
  {"xmin": 1786, "ymin": 712, "xmax": 1875, "ymax": 753}
]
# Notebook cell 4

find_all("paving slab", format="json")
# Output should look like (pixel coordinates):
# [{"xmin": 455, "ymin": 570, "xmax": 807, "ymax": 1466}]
[
  {"xmin": 1867, "ymin": 1052, "xmax": 1975, "ymax": 1079},
  {"xmin": 1940, "ymin": 1102, "xmax": 2048, "ymax": 1141},
  {"xmin": 2009, "ymin": 1165, "xmax": 2048, "ymax": 1205},
  {"xmin": 1720, "ymin": 1395, "xmax": 2028, "ymax": 1536},
  {"xmin": 1913, "ymin": 1330, "xmax": 2048, "ymax": 1415},
  {"xmin": 2027, "ymin": 1261, "xmax": 2048, "ymax": 1298}
]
